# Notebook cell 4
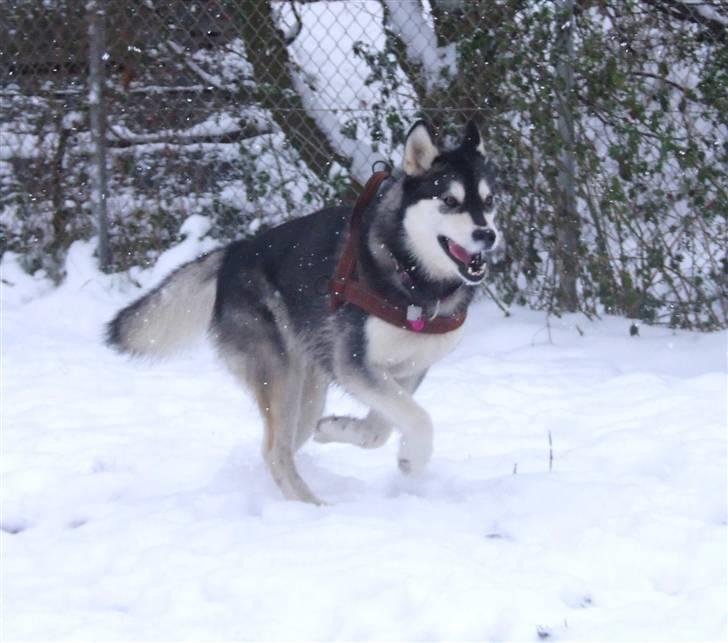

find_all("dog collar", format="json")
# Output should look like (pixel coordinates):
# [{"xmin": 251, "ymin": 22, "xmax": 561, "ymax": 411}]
[{"xmin": 329, "ymin": 168, "xmax": 467, "ymax": 334}]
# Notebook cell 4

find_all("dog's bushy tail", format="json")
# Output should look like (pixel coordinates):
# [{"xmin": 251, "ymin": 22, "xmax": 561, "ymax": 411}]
[{"xmin": 106, "ymin": 249, "xmax": 224, "ymax": 357}]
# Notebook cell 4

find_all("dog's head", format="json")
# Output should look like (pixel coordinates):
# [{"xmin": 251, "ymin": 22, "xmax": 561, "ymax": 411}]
[{"xmin": 397, "ymin": 120, "xmax": 503, "ymax": 285}]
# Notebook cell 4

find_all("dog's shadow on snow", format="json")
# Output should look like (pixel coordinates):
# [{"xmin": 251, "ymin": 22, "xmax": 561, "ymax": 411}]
[{"xmin": 212, "ymin": 442, "xmax": 501, "ymax": 514}]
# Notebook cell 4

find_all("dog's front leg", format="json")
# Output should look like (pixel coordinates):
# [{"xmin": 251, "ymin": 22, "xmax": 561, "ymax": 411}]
[
  {"xmin": 316, "ymin": 371, "xmax": 427, "ymax": 450},
  {"xmin": 335, "ymin": 367, "xmax": 433, "ymax": 475}
]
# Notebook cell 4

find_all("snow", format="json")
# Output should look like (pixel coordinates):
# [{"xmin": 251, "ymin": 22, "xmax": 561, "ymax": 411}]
[
  {"xmin": 2, "ymin": 231, "xmax": 726, "ymax": 641},
  {"xmin": 0, "ymin": 127, "xmax": 58, "ymax": 160}
]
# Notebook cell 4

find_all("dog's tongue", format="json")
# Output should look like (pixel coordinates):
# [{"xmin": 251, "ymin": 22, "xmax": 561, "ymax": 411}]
[{"xmin": 448, "ymin": 240, "xmax": 474, "ymax": 265}]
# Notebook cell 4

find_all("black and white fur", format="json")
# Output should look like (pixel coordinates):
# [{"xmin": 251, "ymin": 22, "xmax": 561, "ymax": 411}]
[{"xmin": 107, "ymin": 121, "xmax": 502, "ymax": 504}]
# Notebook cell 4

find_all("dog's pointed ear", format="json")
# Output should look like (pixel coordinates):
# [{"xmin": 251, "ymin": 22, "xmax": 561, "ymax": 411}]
[
  {"xmin": 403, "ymin": 121, "xmax": 439, "ymax": 176},
  {"xmin": 463, "ymin": 120, "xmax": 487, "ymax": 157}
]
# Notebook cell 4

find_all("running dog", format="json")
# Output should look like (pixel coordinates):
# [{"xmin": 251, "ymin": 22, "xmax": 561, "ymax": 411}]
[{"xmin": 107, "ymin": 121, "xmax": 502, "ymax": 504}]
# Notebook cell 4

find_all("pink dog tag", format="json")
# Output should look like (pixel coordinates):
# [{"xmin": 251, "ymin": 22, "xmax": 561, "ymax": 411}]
[{"xmin": 408, "ymin": 319, "xmax": 425, "ymax": 332}]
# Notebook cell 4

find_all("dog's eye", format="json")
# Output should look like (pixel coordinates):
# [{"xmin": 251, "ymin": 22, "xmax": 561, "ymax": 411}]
[
  {"xmin": 443, "ymin": 195, "xmax": 459, "ymax": 209},
  {"xmin": 484, "ymin": 195, "xmax": 494, "ymax": 210}
]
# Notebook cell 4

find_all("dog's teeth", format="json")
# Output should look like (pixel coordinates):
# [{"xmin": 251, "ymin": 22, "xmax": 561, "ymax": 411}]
[{"xmin": 465, "ymin": 261, "xmax": 486, "ymax": 278}]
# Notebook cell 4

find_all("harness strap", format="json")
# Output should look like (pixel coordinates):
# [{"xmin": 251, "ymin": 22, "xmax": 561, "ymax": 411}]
[
  {"xmin": 329, "ymin": 168, "xmax": 467, "ymax": 335},
  {"xmin": 329, "ymin": 169, "xmax": 390, "ymax": 309}
]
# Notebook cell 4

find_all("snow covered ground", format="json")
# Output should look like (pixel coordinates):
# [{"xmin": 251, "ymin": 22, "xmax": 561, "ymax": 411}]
[{"xmin": 2, "ymin": 233, "xmax": 726, "ymax": 641}]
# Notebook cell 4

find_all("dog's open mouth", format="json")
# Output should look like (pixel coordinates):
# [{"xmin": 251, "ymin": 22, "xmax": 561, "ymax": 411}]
[{"xmin": 438, "ymin": 236, "xmax": 487, "ymax": 283}]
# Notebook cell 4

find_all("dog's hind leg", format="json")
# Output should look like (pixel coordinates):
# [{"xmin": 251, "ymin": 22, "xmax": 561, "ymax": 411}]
[
  {"xmin": 252, "ymin": 358, "xmax": 323, "ymax": 504},
  {"xmin": 315, "ymin": 371, "xmax": 427, "ymax": 450},
  {"xmin": 219, "ymin": 345, "xmax": 322, "ymax": 504},
  {"xmin": 293, "ymin": 367, "xmax": 329, "ymax": 453},
  {"xmin": 214, "ymin": 271, "xmax": 323, "ymax": 503}
]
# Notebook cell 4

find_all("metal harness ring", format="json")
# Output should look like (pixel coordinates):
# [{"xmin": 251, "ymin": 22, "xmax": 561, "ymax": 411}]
[{"xmin": 371, "ymin": 160, "xmax": 392, "ymax": 175}]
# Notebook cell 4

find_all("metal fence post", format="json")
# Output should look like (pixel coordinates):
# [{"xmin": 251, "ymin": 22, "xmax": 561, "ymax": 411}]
[
  {"xmin": 554, "ymin": 0, "xmax": 579, "ymax": 311},
  {"xmin": 87, "ymin": 0, "xmax": 110, "ymax": 271}
]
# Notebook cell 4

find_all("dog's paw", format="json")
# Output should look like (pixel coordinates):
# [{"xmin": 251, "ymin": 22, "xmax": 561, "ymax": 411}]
[
  {"xmin": 359, "ymin": 426, "xmax": 391, "ymax": 449},
  {"xmin": 314, "ymin": 415, "xmax": 341, "ymax": 444},
  {"xmin": 397, "ymin": 429, "xmax": 433, "ymax": 476},
  {"xmin": 315, "ymin": 415, "xmax": 392, "ymax": 449}
]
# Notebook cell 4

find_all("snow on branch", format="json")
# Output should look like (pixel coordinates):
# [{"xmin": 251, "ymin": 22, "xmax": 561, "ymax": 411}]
[
  {"xmin": 676, "ymin": 0, "xmax": 728, "ymax": 26},
  {"xmin": 166, "ymin": 40, "xmax": 239, "ymax": 91},
  {"xmin": 107, "ymin": 112, "xmax": 269, "ymax": 148},
  {"xmin": 288, "ymin": 71, "xmax": 383, "ymax": 185},
  {"xmin": 643, "ymin": 0, "xmax": 727, "ymax": 40},
  {"xmin": 383, "ymin": 0, "xmax": 456, "ymax": 91}
]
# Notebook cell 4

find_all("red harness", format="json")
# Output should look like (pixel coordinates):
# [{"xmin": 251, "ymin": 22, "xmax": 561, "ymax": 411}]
[{"xmin": 329, "ymin": 169, "xmax": 467, "ymax": 334}]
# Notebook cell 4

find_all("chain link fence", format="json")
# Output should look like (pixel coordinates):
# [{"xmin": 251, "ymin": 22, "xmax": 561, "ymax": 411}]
[{"xmin": 1, "ymin": 0, "xmax": 726, "ymax": 328}]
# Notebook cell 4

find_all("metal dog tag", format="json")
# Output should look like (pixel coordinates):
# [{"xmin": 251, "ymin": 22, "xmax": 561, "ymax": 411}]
[
  {"xmin": 406, "ymin": 305, "xmax": 425, "ymax": 332},
  {"xmin": 406, "ymin": 305, "xmax": 423, "ymax": 321}
]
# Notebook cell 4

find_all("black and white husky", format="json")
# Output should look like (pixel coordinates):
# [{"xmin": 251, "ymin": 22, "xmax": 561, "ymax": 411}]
[{"xmin": 107, "ymin": 121, "xmax": 502, "ymax": 504}]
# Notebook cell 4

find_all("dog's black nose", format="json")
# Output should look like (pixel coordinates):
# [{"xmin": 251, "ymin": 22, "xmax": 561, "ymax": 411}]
[{"xmin": 473, "ymin": 227, "xmax": 497, "ymax": 249}]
